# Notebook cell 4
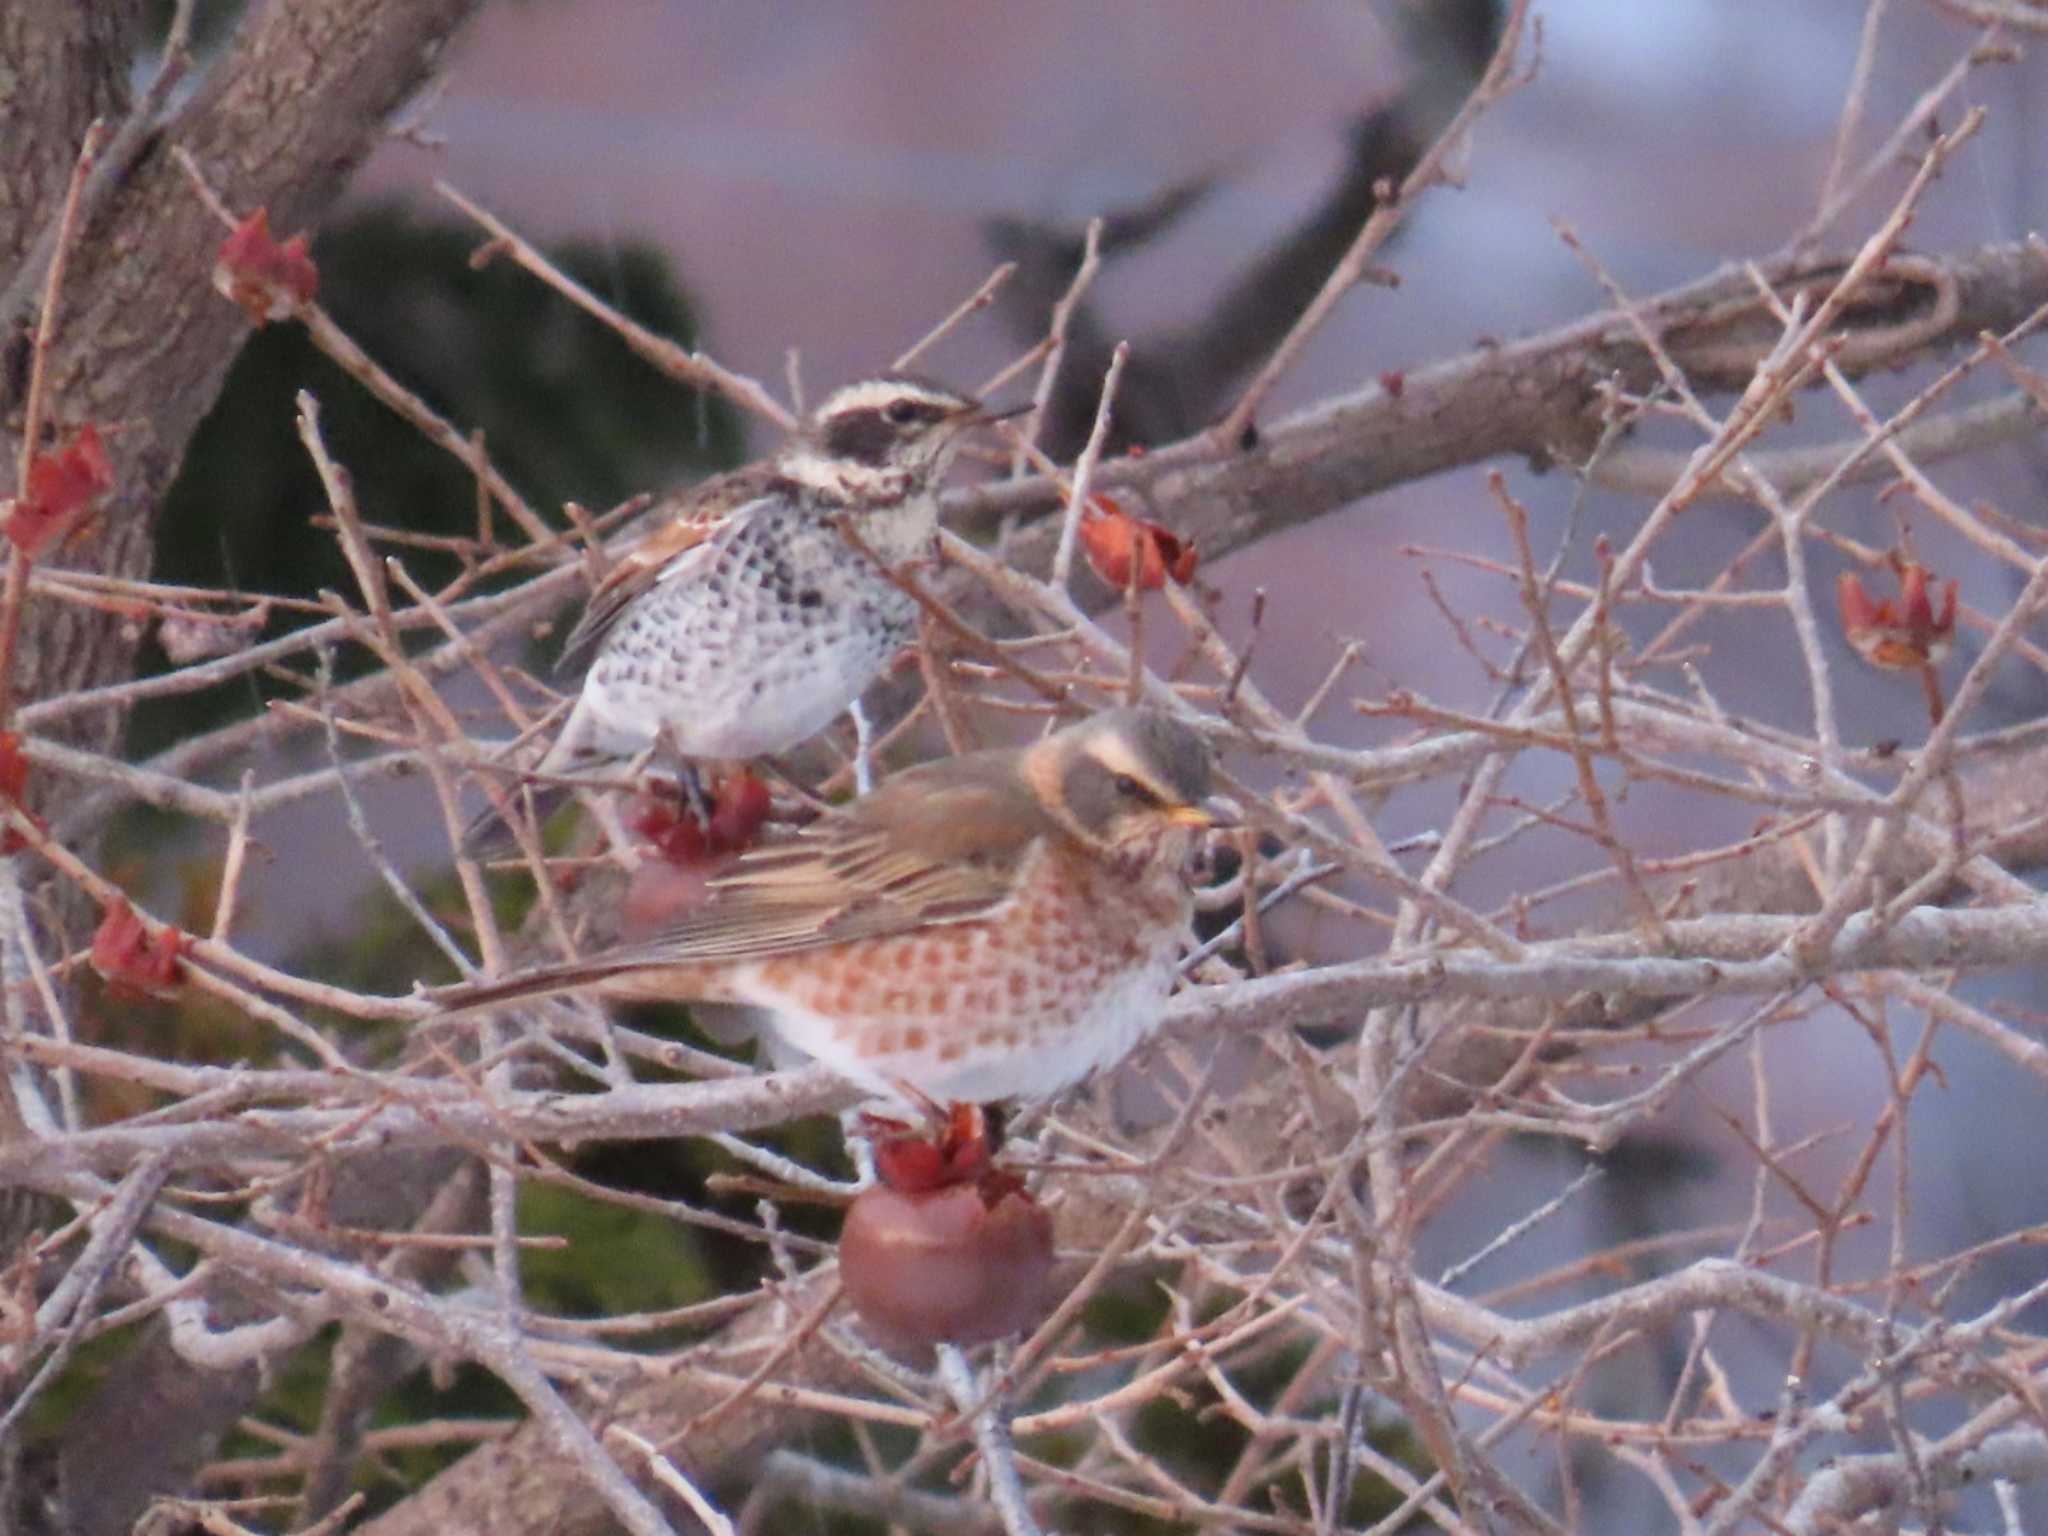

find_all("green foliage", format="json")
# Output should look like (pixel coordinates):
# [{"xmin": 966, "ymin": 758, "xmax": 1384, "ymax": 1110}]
[
  {"xmin": 1081, "ymin": 1268, "xmax": 1175, "ymax": 1341},
  {"xmin": 516, "ymin": 1181, "xmax": 718, "ymax": 1320},
  {"xmin": 16, "ymin": 1318, "xmax": 149, "ymax": 1444}
]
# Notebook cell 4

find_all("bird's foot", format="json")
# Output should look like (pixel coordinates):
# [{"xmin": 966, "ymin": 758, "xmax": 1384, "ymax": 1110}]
[{"xmin": 628, "ymin": 766, "xmax": 771, "ymax": 868}]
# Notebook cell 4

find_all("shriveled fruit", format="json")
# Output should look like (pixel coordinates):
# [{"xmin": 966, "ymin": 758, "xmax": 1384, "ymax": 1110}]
[{"xmin": 839, "ymin": 1171, "xmax": 1054, "ymax": 1358}]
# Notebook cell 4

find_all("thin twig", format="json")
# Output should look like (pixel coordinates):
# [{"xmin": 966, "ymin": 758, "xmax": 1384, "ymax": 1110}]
[
  {"xmin": 0, "ymin": 120, "xmax": 105, "ymax": 729},
  {"xmin": 1050, "ymin": 341, "xmax": 1130, "ymax": 589},
  {"xmin": 1216, "ymin": 0, "xmax": 1533, "ymax": 443},
  {"xmin": 894, "ymin": 262, "xmax": 1017, "ymax": 372},
  {"xmin": 938, "ymin": 1345, "xmax": 1043, "ymax": 1536},
  {"xmin": 437, "ymin": 180, "xmax": 796, "ymax": 432},
  {"xmin": 1009, "ymin": 216, "xmax": 1104, "ymax": 477}
]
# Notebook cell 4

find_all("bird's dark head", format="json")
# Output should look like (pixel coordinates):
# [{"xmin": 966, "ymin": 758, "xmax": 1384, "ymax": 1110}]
[{"xmin": 782, "ymin": 374, "xmax": 987, "ymax": 500}]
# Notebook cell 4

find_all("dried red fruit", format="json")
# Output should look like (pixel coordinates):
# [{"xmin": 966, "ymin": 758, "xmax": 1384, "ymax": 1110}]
[
  {"xmin": 629, "ymin": 769, "xmax": 772, "ymax": 867},
  {"xmin": 0, "ymin": 734, "xmax": 28, "ymax": 807},
  {"xmin": 839, "ymin": 1102, "xmax": 1047, "ymax": 1356},
  {"xmin": 620, "ymin": 771, "xmax": 776, "ymax": 933},
  {"xmin": 1837, "ymin": 557, "xmax": 1958, "ymax": 671},
  {"xmin": 838, "ymin": 1172, "xmax": 1055, "ymax": 1358},
  {"xmin": 1076, "ymin": 494, "xmax": 1198, "ymax": 591},
  {"xmin": 213, "ymin": 207, "xmax": 319, "ymax": 322},
  {"xmin": 91, "ymin": 897, "xmax": 185, "ymax": 1000},
  {"xmin": 864, "ymin": 1102, "xmax": 997, "ymax": 1194},
  {"xmin": 709, "ymin": 771, "xmax": 773, "ymax": 846},
  {"xmin": 1379, "ymin": 370, "xmax": 1406, "ymax": 398},
  {"xmin": 5, "ymin": 425, "xmax": 112, "ymax": 557},
  {"xmin": 0, "ymin": 734, "xmax": 37, "ymax": 854}
]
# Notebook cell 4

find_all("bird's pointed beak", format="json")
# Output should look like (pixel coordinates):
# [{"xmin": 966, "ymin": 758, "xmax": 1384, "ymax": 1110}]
[
  {"xmin": 977, "ymin": 401, "xmax": 1033, "ymax": 425},
  {"xmin": 1167, "ymin": 795, "xmax": 1241, "ymax": 831}
]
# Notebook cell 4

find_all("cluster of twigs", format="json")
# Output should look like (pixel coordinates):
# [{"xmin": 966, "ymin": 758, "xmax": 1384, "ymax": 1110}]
[{"xmin": 9, "ymin": 5, "xmax": 2048, "ymax": 1535}]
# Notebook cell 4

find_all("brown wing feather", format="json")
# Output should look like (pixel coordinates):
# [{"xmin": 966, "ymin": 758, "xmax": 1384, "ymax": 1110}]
[
  {"xmin": 427, "ymin": 749, "xmax": 1059, "ymax": 1017},
  {"xmin": 636, "ymin": 751, "xmax": 1061, "ymax": 962},
  {"xmin": 556, "ymin": 465, "xmax": 777, "ymax": 670}
]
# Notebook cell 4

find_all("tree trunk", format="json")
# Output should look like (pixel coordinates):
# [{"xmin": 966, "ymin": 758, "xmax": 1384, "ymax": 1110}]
[
  {"xmin": 2, "ymin": 0, "xmax": 480, "ymax": 756},
  {"xmin": 1, "ymin": 4, "xmax": 481, "ymax": 1530}
]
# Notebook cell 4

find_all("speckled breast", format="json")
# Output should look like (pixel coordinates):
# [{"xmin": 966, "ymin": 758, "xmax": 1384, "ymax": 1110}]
[
  {"xmin": 585, "ymin": 507, "xmax": 919, "ymax": 760},
  {"xmin": 743, "ymin": 842, "xmax": 1193, "ymax": 1102}
]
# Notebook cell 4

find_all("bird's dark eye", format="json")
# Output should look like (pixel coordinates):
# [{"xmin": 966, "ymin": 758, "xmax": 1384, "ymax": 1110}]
[
  {"xmin": 1112, "ymin": 773, "xmax": 1159, "ymax": 805},
  {"xmin": 884, "ymin": 398, "xmax": 923, "ymax": 425}
]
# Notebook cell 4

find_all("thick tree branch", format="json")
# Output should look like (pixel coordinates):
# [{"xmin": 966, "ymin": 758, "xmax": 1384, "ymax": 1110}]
[{"xmin": 949, "ymin": 239, "xmax": 2048, "ymax": 580}]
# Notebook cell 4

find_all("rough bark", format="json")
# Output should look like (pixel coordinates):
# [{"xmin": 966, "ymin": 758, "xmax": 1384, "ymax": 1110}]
[
  {"xmin": 956, "ymin": 241, "xmax": 2048, "ymax": 582},
  {"xmin": 0, "ymin": 4, "xmax": 141, "ymax": 275},
  {"xmin": 1, "ymin": 2, "xmax": 482, "ymax": 1531},
  {"xmin": 2, "ymin": 0, "xmax": 480, "ymax": 756}
]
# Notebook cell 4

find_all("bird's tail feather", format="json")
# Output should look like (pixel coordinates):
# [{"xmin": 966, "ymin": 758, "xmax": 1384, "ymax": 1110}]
[
  {"xmin": 459, "ymin": 698, "xmax": 638, "ymax": 854},
  {"xmin": 428, "ymin": 955, "xmax": 671, "ymax": 1018}
]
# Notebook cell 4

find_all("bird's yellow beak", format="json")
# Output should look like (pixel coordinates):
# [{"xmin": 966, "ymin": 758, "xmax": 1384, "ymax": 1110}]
[{"xmin": 1166, "ymin": 795, "xmax": 1240, "ymax": 831}]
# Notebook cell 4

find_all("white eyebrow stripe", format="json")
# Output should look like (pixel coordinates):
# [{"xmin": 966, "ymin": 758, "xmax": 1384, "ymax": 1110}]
[
  {"xmin": 814, "ymin": 379, "xmax": 961, "ymax": 418},
  {"xmin": 1087, "ymin": 737, "xmax": 1155, "ymax": 785}
]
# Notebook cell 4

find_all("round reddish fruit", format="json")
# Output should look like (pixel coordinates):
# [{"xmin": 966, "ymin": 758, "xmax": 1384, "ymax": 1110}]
[{"xmin": 839, "ymin": 1176, "xmax": 1055, "ymax": 1357}]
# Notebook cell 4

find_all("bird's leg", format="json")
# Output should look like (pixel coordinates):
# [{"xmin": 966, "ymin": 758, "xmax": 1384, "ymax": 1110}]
[
  {"xmin": 848, "ymin": 698, "xmax": 877, "ymax": 797},
  {"xmin": 645, "ymin": 724, "xmax": 712, "ymax": 832},
  {"xmin": 677, "ymin": 762, "xmax": 712, "ymax": 832}
]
